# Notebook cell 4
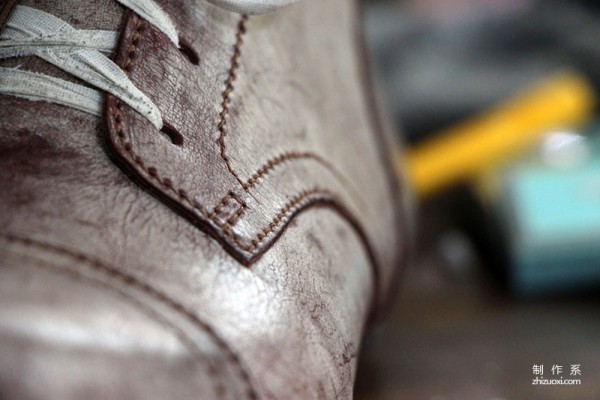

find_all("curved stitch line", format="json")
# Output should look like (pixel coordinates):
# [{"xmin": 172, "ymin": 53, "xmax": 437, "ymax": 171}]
[
  {"xmin": 222, "ymin": 188, "xmax": 340, "ymax": 252},
  {"xmin": 241, "ymin": 152, "xmax": 364, "ymax": 208},
  {"xmin": 105, "ymin": 15, "xmax": 258, "ymax": 400},
  {"xmin": 109, "ymin": 15, "xmax": 211, "ymax": 223},
  {"xmin": 112, "ymin": 88, "xmax": 342, "ymax": 255},
  {"xmin": 104, "ymin": 8, "xmax": 383, "ymax": 340},
  {"xmin": 109, "ymin": 14, "xmax": 297, "ymax": 255},
  {"xmin": 106, "ymin": 12, "xmax": 377, "ymax": 291},
  {"xmin": 243, "ymin": 188, "xmax": 335, "ymax": 252},
  {"xmin": 1, "ymin": 235, "xmax": 226, "ymax": 398},
  {"xmin": 243, "ymin": 152, "xmax": 337, "ymax": 190},
  {"xmin": 114, "ymin": 102, "xmax": 345, "ymax": 256},
  {"xmin": 0, "ymin": 233, "xmax": 258, "ymax": 400},
  {"xmin": 217, "ymin": 15, "xmax": 248, "ymax": 186},
  {"xmin": 212, "ymin": 194, "xmax": 234, "ymax": 216},
  {"xmin": 114, "ymin": 100, "xmax": 212, "ymax": 222},
  {"xmin": 214, "ymin": 20, "xmax": 362, "ymax": 205}
]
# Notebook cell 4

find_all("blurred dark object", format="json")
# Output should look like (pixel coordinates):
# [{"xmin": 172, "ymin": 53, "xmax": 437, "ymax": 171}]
[
  {"xmin": 364, "ymin": 0, "xmax": 600, "ymax": 143},
  {"xmin": 354, "ymin": 187, "xmax": 600, "ymax": 400},
  {"xmin": 576, "ymin": 0, "xmax": 600, "ymax": 13}
]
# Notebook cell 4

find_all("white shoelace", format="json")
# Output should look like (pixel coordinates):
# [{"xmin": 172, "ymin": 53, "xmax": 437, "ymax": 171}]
[
  {"xmin": 206, "ymin": 0, "xmax": 298, "ymax": 15},
  {"xmin": 0, "ymin": 0, "xmax": 298, "ymax": 128}
]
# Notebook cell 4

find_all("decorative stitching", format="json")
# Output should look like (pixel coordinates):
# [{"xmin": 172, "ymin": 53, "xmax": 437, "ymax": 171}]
[
  {"xmin": 113, "ymin": 92, "xmax": 343, "ymax": 253},
  {"xmin": 217, "ymin": 15, "xmax": 248, "ymax": 186},
  {"xmin": 226, "ymin": 203, "xmax": 245, "ymax": 226},
  {"xmin": 245, "ymin": 188, "xmax": 334, "ymax": 252},
  {"xmin": 105, "ymin": 16, "xmax": 260, "ymax": 399},
  {"xmin": 210, "ymin": 191, "xmax": 244, "ymax": 221},
  {"xmin": 112, "ymin": 95, "xmax": 340, "ymax": 254},
  {"xmin": 242, "ymin": 151, "xmax": 349, "ymax": 191},
  {"xmin": 109, "ymin": 16, "xmax": 213, "ymax": 221},
  {"xmin": 56, "ymin": 273, "xmax": 228, "ymax": 398},
  {"xmin": 113, "ymin": 102, "xmax": 207, "ymax": 220},
  {"xmin": 212, "ymin": 193, "xmax": 234, "ymax": 217},
  {"xmin": 242, "ymin": 151, "xmax": 369, "ymax": 215},
  {"xmin": 213, "ymin": 19, "xmax": 360, "ymax": 202},
  {"xmin": 106, "ymin": 12, "xmax": 370, "ymax": 274},
  {"xmin": 0, "ymin": 233, "xmax": 261, "ymax": 400},
  {"xmin": 109, "ymin": 14, "xmax": 328, "ymax": 255}
]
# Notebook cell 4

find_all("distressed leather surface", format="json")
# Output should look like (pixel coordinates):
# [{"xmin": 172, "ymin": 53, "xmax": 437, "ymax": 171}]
[
  {"xmin": 0, "ymin": 0, "xmax": 409, "ymax": 398},
  {"xmin": 105, "ymin": 0, "xmax": 405, "ymax": 309}
]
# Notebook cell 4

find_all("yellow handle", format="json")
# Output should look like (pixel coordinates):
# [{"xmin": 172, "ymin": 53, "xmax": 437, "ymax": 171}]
[{"xmin": 403, "ymin": 71, "xmax": 597, "ymax": 198}]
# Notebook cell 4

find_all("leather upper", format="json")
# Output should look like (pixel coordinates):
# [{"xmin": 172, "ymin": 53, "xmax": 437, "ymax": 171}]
[
  {"xmin": 104, "ymin": 0, "xmax": 407, "ymax": 311},
  {"xmin": 0, "ymin": 0, "xmax": 410, "ymax": 398}
]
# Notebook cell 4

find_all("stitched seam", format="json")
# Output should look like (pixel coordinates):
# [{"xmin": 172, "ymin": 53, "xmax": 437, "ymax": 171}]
[
  {"xmin": 213, "ymin": 18, "xmax": 360, "ymax": 205},
  {"xmin": 108, "ymin": 15, "xmax": 277, "ymax": 254},
  {"xmin": 214, "ymin": 188, "xmax": 337, "ymax": 251},
  {"xmin": 0, "ymin": 233, "xmax": 258, "ymax": 400},
  {"xmin": 113, "ymin": 18, "xmax": 212, "ymax": 220},
  {"xmin": 226, "ymin": 205, "xmax": 245, "ymax": 226},
  {"xmin": 113, "ymin": 99, "xmax": 216, "ymax": 221},
  {"xmin": 210, "ymin": 191, "xmax": 244, "ymax": 220},
  {"xmin": 213, "ymin": 19, "xmax": 358, "ymax": 199},
  {"xmin": 107, "ymin": 16, "xmax": 351, "ymax": 261},
  {"xmin": 244, "ymin": 188, "xmax": 334, "ymax": 252},
  {"xmin": 59, "ymin": 275, "xmax": 228, "ymax": 397},
  {"xmin": 212, "ymin": 194, "xmax": 234, "ymax": 217},
  {"xmin": 242, "ymin": 151, "xmax": 347, "ymax": 190},
  {"xmin": 106, "ymin": 16, "xmax": 257, "ymax": 400},
  {"xmin": 243, "ymin": 151, "xmax": 368, "ymax": 213},
  {"xmin": 109, "ymin": 26, "xmax": 212, "ymax": 222},
  {"xmin": 0, "ymin": 235, "xmax": 225, "ymax": 396},
  {"xmin": 112, "ymin": 97, "xmax": 339, "ymax": 253},
  {"xmin": 217, "ymin": 15, "xmax": 248, "ymax": 186}
]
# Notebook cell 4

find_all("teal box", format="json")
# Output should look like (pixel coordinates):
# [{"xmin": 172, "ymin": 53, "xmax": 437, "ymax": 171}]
[{"xmin": 500, "ymin": 136, "xmax": 600, "ymax": 295}]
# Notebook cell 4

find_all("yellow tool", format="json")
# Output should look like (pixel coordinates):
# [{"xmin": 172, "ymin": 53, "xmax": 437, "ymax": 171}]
[{"xmin": 403, "ymin": 70, "xmax": 597, "ymax": 198}]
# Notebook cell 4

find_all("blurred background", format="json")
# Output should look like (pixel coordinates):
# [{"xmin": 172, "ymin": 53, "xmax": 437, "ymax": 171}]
[{"xmin": 355, "ymin": 0, "xmax": 600, "ymax": 399}]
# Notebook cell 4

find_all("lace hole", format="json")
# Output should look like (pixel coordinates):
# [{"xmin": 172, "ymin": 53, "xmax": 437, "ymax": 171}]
[
  {"xmin": 160, "ymin": 123, "xmax": 184, "ymax": 146},
  {"xmin": 178, "ymin": 37, "xmax": 199, "ymax": 65}
]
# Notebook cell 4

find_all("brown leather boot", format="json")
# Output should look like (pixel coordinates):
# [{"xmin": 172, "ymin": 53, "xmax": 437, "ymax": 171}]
[{"xmin": 0, "ymin": 0, "xmax": 410, "ymax": 398}]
